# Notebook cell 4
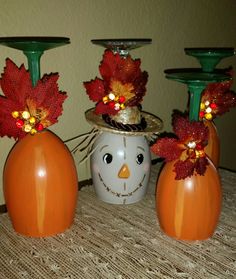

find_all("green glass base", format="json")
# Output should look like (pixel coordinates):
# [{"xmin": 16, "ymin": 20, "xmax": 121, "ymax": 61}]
[
  {"xmin": 0, "ymin": 36, "xmax": 70, "ymax": 51},
  {"xmin": 91, "ymin": 38, "xmax": 152, "ymax": 56},
  {"xmin": 0, "ymin": 37, "xmax": 70, "ymax": 86},
  {"xmin": 184, "ymin": 47, "xmax": 235, "ymax": 72}
]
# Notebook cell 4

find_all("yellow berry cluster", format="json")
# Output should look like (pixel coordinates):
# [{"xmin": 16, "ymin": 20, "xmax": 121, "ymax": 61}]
[
  {"xmin": 12, "ymin": 110, "xmax": 44, "ymax": 135},
  {"xmin": 199, "ymin": 100, "xmax": 217, "ymax": 120},
  {"xmin": 187, "ymin": 141, "xmax": 205, "ymax": 159},
  {"xmin": 102, "ymin": 93, "xmax": 126, "ymax": 111}
]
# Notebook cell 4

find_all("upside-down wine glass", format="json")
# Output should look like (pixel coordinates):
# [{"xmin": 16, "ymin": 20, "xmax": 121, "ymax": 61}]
[
  {"xmin": 0, "ymin": 37, "xmax": 78, "ymax": 237},
  {"xmin": 85, "ymin": 39, "xmax": 163, "ymax": 205}
]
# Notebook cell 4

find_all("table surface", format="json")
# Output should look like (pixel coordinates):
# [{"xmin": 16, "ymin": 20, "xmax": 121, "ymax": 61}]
[{"xmin": 0, "ymin": 165, "xmax": 235, "ymax": 279}]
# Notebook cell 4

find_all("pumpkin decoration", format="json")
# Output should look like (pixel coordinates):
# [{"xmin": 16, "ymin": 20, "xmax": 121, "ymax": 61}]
[
  {"xmin": 156, "ymin": 159, "xmax": 221, "ymax": 240},
  {"xmin": 3, "ymin": 130, "xmax": 78, "ymax": 237},
  {"xmin": 151, "ymin": 114, "xmax": 222, "ymax": 240},
  {"xmin": 0, "ymin": 59, "xmax": 78, "ymax": 237}
]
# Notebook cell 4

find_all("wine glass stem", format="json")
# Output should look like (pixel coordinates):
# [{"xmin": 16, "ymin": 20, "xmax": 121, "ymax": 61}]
[
  {"xmin": 188, "ymin": 85, "xmax": 205, "ymax": 121},
  {"xmin": 200, "ymin": 57, "xmax": 220, "ymax": 73},
  {"xmin": 23, "ymin": 50, "xmax": 43, "ymax": 86}
]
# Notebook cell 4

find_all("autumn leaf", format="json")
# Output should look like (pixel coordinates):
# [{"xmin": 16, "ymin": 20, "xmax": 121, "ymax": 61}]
[
  {"xmin": 84, "ymin": 49, "xmax": 148, "ymax": 115},
  {"xmin": 0, "ymin": 58, "xmax": 67, "ymax": 140},
  {"xmin": 151, "ymin": 113, "xmax": 209, "ymax": 180},
  {"xmin": 84, "ymin": 78, "xmax": 105, "ymax": 102},
  {"xmin": 200, "ymin": 71, "xmax": 236, "ymax": 119},
  {"xmin": 150, "ymin": 137, "xmax": 183, "ymax": 162}
]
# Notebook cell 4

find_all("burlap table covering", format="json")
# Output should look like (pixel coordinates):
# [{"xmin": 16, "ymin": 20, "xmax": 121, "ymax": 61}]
[{"xmin": 0, "ymin": 165, "xmax": 235, "ymax": 279}]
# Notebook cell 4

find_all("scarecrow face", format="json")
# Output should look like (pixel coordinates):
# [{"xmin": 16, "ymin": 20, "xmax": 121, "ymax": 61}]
[{"xmin": 91, "ymin": 132, "xmax": 151, "ymax": 204}]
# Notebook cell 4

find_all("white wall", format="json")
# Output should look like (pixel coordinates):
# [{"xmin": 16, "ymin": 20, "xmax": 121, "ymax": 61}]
[{"xmin": 0, "ymin": 0, "xmax": 236, "ymax": 204}]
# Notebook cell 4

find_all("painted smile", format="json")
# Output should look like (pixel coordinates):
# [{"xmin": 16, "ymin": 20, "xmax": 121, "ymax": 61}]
[{"xmin": 98, "ymin": 173, "xmax": 146, "ymax": 198}]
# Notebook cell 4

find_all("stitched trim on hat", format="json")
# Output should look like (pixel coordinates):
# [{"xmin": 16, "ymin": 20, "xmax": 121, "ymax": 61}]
[{"xmin": 102, "ymin": 114, "xmax": 147, "ymax": 131}]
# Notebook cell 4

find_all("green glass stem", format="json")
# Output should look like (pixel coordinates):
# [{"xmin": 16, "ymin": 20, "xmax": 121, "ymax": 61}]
[
  {"xmin": 165, "ymin": 71, "xmax": 231, "ymax": 123},
  {"xmin": 188, "ymin": 84, "xmax": 205, "ymax": 121},
  {"xmin": 199, "ymin": 57, "xmax": 220, "ymax": 73},
  {"xmin": 0, "ymin": 37, "xmax": 70, "ymax": 87},
  {"xmin": 24, "ymin": 50, "xmax": 43, "ymax": 86}
]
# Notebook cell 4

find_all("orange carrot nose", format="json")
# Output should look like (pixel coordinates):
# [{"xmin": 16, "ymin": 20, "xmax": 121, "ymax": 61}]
[{"xmin": 118, "ymin": 164, "xmax": 130, "ymax": 179}]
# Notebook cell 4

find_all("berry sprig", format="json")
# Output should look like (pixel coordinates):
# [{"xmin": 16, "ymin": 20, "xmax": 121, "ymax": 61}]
[
  {"xmin": 84, "ymin": 49, "xmax": 148, "ymax": 115},
  {"xmin": 102, "ymin": 93, "xmax": 126, "ymax": 111},
  {"xmin": 151, "ymin": 113, "xmax": 209, "ymax": 180},
  {"xmin": 199, "ymin": 100, "xmax": 218, "ymax": 120},
  {"xmin": 0, "ymin": 58, "xmax": 67, "ymax": 140},
  {"xmin": 12, "ymin": 110, "xmax": 44, "ymax": 135}
]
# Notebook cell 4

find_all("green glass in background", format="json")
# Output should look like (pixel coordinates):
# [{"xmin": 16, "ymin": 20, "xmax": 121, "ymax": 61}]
[
  {"xmin": 184, "ymin": 47, "xmax": 235, "ymax": 73},
  {"xmin": 0, "ymin": 37, "xmax": 70, "ymax": 86},
  {"xmin": 165, "ymin": 71, "xmax": 232, "ymax": 121}
]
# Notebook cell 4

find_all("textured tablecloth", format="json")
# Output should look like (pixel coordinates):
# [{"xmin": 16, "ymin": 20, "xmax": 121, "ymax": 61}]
[{"xmin": 0, "ymin": 165, "xmax": 235, "ymax": 279}]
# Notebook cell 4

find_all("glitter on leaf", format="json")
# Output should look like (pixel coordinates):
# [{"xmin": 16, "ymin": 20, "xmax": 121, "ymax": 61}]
[
  {"xmin": 84, "ymin": 49, "xmax": 148, "ymax": 115},
  {"xmin": 200, "ymin": 70, "xmax": 236, "ymax": 119},
  {"xmin": 0, "ymin": 58, "xmax": 67, "ymax": 140},
  {"xmin": 151, "ymin": 113, "xmax": 209, "ymax": 180}
]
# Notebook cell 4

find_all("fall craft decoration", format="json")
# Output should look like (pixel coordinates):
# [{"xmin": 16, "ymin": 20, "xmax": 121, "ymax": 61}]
[
  {"xmin": 151, "ymin": 113, "xmax": 222, "ymax": 240},
  {"xmin": 71, "ymin": 48, "xmax": 162, "ymax": 163},
  {"xmin": 0, "ymin": 58, "xmax": 66, "ymax": 140},
  {"xmin": 153, "ymin": 47, "xmax": 233, "ymax": 241},
  {"xmin": 0, "ymin": 56, "xmax": 77, "ymax": 237},
  {"xmin": 70, "ymin": 42, "xmax": 162, "ymax": 205}
]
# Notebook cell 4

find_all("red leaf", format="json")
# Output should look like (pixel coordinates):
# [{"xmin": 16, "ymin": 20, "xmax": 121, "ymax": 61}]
[
  {"xmin": 151, "ymin": 137, "xmax": 183, "ymax": 162},
  {"xmin": 174, "ymin": 159, "xmax": 195, "ymax": 180},
  {"xmin": 151, "ymin": 112, "xmax": 210, "ymax": 180},
  {"xmin": 0, "ymin": 59, "xmax": 32, "ymax": 106},
  {"xmin": 0, "ymin": 58, "xmax": 67, "ymax": 140},
  {"xmin": 32, "ymin": 73, "xmax": 67, "ymax": 125},
  {"xmin": 99, "ymin": 50, "xmax": 142, "ymax": 84},
  {"xmin": 173, "ymin": 113, "xmax": 209, "ymax": 143},
  {"xmin": 201, "ymin": 77, "xmax": 236, "ymax": 117},
  {"xmin": 127, "ymin": 71, "xmax": 148, "ymax": 106},
  {"xmin": 84, "ymin": 78, "xmax": 105, "ymax": 102},
  {"xmin": 195, "ymin": 157, "xmax": 209, "ymax": 176},
  {"xmin": 99, "ymin": 50, "xmax": 123, "ymax": 82},
  {"xmin": 97, "ymin": 50, "xmax": 147, "ymax": 108}
]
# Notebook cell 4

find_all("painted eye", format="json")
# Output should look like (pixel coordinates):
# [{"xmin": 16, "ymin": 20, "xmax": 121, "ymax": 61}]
[
  {"xmin": 103, "ymin": 153, "xmax": 113, "ymax": 164},
  {"xmin": 136, "ymin": 153, "xmax": 144, "ymax": 165}
]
